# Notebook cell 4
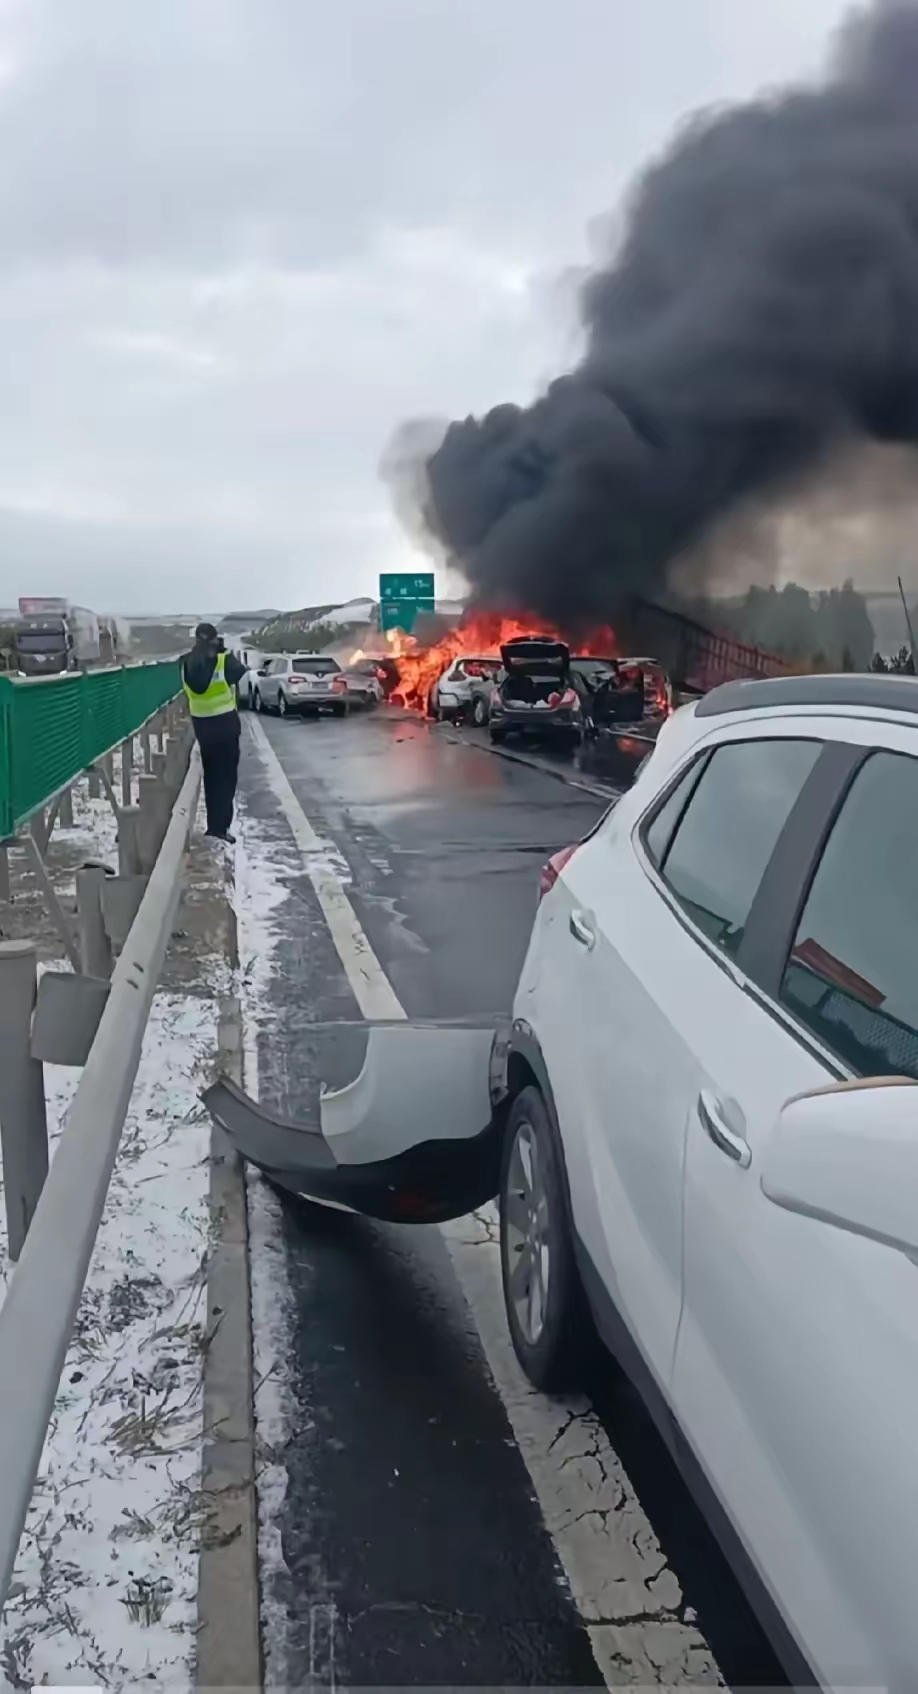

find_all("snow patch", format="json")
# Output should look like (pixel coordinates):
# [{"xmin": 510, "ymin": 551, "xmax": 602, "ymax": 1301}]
[{"xmin": 0, "ymin": 995, "xmax": 215, "ymax": 1693}]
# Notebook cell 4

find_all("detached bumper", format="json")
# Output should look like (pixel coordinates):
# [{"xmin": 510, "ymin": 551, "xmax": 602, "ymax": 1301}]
[{"xmin": 204, "ymin": 1018, "xmax": 511, "ymax": 1223}]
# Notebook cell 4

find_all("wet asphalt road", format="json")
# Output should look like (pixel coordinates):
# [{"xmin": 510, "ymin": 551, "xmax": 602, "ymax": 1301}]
[{"xmin": 238, "ymin": 706, "xmax": 789, "ymax": 1691}]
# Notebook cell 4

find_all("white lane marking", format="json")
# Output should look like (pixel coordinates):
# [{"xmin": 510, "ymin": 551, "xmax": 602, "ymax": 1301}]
[
  {"xmin": 442, "ymin": 1210, "xmax": 720, "ymax": 1687},
  {"xmin": 246, "ymin": 714, "xmax": 720, "ymax": 1689},
  {"xmin": 249, "ymin": 716, "xmax": 405, "ymax": 1021}
]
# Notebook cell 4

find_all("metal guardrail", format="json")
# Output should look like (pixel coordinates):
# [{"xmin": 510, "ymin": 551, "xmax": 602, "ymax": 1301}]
[
  {"xmin": 0, "ymin": 751, "xmax": 203, "ymax": 1609},
  {"xmin": 0, "ymin": 660, "xmax": 181, "ymax": 837}
]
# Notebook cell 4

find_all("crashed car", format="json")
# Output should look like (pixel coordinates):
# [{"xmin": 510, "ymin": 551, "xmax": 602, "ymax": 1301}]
[
  {"xmin": 579, "ymin": 654, "xmax": 673, "ymax": 783},
  {"xmin": 206, "ymin": 670, "xmax": 918, "ymax": 1690},
  {"xmin": 351, "ymin": 656, "xmax": 401, "ymax": 701},
  {"xmin": 427, "ymin": 656, "xmax": 502, "ymax": 725},
  {"xmin": 488, "ymin": 637, "xmax": 583, "ymax": 747}
]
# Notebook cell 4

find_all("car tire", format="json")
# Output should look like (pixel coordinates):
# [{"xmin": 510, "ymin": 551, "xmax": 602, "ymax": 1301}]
[
  {"xmin": 332, "ymin": 701, "xmax": 347, "ymax": 718},
  {"xmin": 499, "ymin": 1086, "xmax": 591, "ymax": 1393},
  {"xmin": 278, "ymin": 691, "xmax": 288, "ymax": 718},
  {"xmin": 253, "ymin": 690, "xmax": 263, "ymax": 714},
  {"xmin": 489, "ymin": 725, "xmax": 505, "ymax": 744},
  {"xmin": 472, "ymin": 696, "xmax": 489, "ymax": 728},
  {"xmin": 426, "ymin": 691, "xmax": 440, "ymax": 721}
]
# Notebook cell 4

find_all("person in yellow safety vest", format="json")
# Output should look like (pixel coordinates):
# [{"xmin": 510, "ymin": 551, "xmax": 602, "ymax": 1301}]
[{"xmin": 182, "ymin": 622, "xmax": 246, "ymax": 843}]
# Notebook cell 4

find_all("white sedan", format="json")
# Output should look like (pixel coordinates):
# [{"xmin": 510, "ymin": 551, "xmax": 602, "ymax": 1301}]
[{"xmin": 503, "ymin": 671, "xmax": 918, "ymax": 1691}]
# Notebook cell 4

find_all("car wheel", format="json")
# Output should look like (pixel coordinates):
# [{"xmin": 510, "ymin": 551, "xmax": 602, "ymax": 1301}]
[
  {"xmin": 253, "ymin": 690, "xmax": 263, "ymax": 714},
  {"xmin": 499, "ymin": 1086, "xmax": 590, "ymax": 1392},
  {"xmin": 332, "ymin": 701, "xmax": 347, "ymax": 718},
  {"xmin": 426, "ymin": 690, "xmax": 440, "ymax": 721},
  {"xmin": 472, "ymin": 696, "xmax": 488, "ymax": 728},
  {"xmin": 278, "ymin": 691, "xmax": 288, "ymax": 718},
  {"xmin": 489, "ymin": 725, "xmax": 505, "ymax": 744}
]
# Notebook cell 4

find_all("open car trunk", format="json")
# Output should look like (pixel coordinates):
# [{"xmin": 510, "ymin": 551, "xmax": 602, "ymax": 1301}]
[
  {"xmin": 499, "ymin": 636, "xmax": 570, "ymax": 708},
  {"xmin": 501, "ymin": 673, "xmax": 570, "ymax": 708},
  {"xmin": 203, "ymin": 1019, "xmax": 510, "ymax": 1224}
]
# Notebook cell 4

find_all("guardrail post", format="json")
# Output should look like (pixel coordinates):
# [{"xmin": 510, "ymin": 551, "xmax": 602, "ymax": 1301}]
[
  {"xmin": 151, "ymin": 748, "xmax": 167, "ymax": 785},
  {"xmin": 87, "ymin": 767, "xmax": 102, "ymax": 800},
  {"xmin": 76, "ymin": 866, "xmax": 114, "ymax": 979},
  {"xmin": 118, "ymin": 805, "xmax": 142, "ymax": 877},
  {"xmin": 59, "ymin": 785, "xmax": 74, "ymax": 829},
  {"xmin": 138, "ymin": 773, "xmax": 168, "ymax": 874},
  {"xmin": 29, "ymin": 809, "xmax": 47, "ymax": 854},
  {"xmin": 142, "ymin": 726, "xmax": 153, "ymax": 773},
  {"xmin": 0, "ymin": 941, "xmax": 49, "ymax": 1262},
  {"xmin": 0, "ymin": 843, "xmax": 10, "ymax": 905},
  {"xmin": 101, "ymin": 752, "xmax": 114, "ymax": 787},
  {"xmin": 121, "ymin": 739, "xmax": 134, "ymax": 807}
]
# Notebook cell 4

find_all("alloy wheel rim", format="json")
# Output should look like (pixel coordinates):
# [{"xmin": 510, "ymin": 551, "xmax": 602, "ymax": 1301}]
[{"xmin": 505, "ymin": 1119, "xmax": 551, "ymax": 1345}]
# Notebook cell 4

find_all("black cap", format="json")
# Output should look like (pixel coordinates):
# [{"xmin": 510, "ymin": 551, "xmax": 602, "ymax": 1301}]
[{"xmin": 195, "ymin": 621, "xmax": 219, "ymax": 643}]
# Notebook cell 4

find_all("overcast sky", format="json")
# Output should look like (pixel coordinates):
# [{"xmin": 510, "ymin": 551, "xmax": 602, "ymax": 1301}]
[{"xmin": 0, "ymin": 0, "xmax": 852, "ymax": 615}]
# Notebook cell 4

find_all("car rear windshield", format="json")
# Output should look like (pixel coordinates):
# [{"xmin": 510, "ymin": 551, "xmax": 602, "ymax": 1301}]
[
  {"xmin": 456, "ymin": 660, "xmax": 499, "ymax": 679},
  {"xmin": 293, "ymin": 658, "xmax": 340, "ymax": 675}
]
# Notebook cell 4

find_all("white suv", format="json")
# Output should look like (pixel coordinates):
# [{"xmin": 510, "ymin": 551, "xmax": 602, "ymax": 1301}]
[
  {"xmin": 503, "ymin": 672, "xmax": 918, "ymax": 1691},
  {"xmin": 208, "ymin": 669, "xmax": 918, "ymax": 1689},
  {"xmin": 252, "ymin": 654, "xmax": 349, "ymax": 717}
]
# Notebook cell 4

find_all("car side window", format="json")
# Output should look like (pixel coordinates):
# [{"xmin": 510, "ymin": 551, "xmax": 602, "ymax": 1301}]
[
  {"xmin": 780, "ymin": 750, "xmax": 918, "ymax": 1080},
  {"xmin": 659, "ymin": 738, "xmax": 822, "ymax": 959},
  {"xmin": 643, "ymin": 755, "xmax": 708, "ymax": 868}
]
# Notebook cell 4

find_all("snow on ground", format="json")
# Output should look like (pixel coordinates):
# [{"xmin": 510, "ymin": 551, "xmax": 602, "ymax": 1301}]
[
  {"xmin": 0, "ymin": 770, "xmax": 224, "ymax": 1693},
  {"xmin": 232, "ymin": 766, "xmax": 298, "ymax": 1691},
  {"xmin": 0, "ymin": 998, "xmax": 215, "ymax": 1692}
]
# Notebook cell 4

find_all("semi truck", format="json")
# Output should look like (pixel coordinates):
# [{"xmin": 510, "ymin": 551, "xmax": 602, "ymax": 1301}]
[{"xmin": 12, "ymin": 599, "xmax": 131, "ymax": 675}]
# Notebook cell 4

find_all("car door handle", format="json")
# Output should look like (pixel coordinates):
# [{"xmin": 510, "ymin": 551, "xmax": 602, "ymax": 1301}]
[
  {"xmin": 697, "ymin": 1089, "xmax": 751, "ymax": 1169},
  {"xmin": 569, "ymin": 909, "xmax": 596, "ymax": 949}
]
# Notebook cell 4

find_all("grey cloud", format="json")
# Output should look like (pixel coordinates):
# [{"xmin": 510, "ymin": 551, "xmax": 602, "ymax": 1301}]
[{"xmin": 0, "ymin": 0, "xmax": 859, "ymax": 610}]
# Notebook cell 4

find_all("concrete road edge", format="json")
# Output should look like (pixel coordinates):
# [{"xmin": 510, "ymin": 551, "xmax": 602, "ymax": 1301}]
[{"xmin": 196, "ymin": 858, "xmax": 262, "ymax": 1692}]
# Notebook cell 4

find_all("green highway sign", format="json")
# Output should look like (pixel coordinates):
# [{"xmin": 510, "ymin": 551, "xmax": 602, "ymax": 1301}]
[{"xmin": 379, "ymin": 572, "xmax": 435, "ymax": 634}]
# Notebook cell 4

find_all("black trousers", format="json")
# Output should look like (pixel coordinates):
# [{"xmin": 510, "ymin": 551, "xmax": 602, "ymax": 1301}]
[{"xmin": 194, "ymin": 716, "xmax": 240, "ymax": 836}]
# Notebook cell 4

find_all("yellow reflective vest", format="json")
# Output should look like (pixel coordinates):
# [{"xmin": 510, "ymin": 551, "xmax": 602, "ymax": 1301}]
[{"xmin": 182, "ymin": 651, "xmax": 236, "ymax": 718}]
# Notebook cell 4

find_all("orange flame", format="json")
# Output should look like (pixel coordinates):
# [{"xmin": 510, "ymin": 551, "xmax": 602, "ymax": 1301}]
[{"xmin": 386, "ymin": 613, "xmax": 618, "ymax": 710}]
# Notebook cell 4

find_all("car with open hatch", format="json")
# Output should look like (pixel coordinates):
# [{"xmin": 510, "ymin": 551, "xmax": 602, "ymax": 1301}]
[{"xmin": 487, "ymin": 636, "xmax": 584, "ymax": 747}]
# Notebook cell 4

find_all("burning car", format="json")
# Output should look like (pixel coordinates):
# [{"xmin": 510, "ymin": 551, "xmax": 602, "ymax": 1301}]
[
  {"xmin": 488, "ymin": 637, "xmax": 584, "ymax": 747},
  {"xmin": 427, "ymin": 655, "xmax": 503, "ymax": 725},
  {"xmin": 579, "ymin": 653, "xmax": 674, "ymax": 782}
]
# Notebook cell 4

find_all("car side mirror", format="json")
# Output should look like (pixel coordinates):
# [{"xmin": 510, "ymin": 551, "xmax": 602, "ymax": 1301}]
[{"xmin": 761, "ymin": 1080, "xmax": 918, "ymax": 1258}]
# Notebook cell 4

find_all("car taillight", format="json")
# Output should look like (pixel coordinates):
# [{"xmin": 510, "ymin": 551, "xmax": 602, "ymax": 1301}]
[
  {"xmin": 538, "ymin": 843, "xmax": 579, "ymax": 902},
  {"xmin": 331, "ymin": 676, "xmax": 347, "ymax": 693}
]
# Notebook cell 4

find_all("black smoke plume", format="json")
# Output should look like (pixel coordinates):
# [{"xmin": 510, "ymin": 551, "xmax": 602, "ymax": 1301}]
[{"xmin": 422, "ymin": 1, "xmax": 918, "ymax": 627}]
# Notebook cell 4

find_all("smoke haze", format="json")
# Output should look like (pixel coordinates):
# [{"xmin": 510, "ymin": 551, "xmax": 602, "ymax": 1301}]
[{"xmin": 417, "ymin": 1, "xmax": 918, "ymax": 625}]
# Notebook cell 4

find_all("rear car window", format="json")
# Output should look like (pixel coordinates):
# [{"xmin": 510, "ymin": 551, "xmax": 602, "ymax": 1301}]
[
  {"xmin": 293, "ymin": 658, "xmax": 340, "ymax": 675},
  {"xmin": 658, "ymin": 738, "xmax": 821, "ymax": 959},
  {"xmin": 780, "ymin": 751, "xmax": 918, "ymax": 1080},
  {"xmin": 643, "ymin": 755, "xmax": 708, "ymax": 867}
]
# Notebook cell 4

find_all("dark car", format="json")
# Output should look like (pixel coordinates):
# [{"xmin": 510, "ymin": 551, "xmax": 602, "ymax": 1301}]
[
  {"xmin": 488, "ymin": 637, "xmax": 583, "ymax": 747},
  {"xmin": 580, "ymin": 654, "xmax": 672, "ymax": 783}
]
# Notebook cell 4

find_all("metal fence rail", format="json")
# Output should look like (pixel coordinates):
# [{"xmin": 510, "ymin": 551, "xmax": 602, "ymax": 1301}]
[
  {"xmin": 0, "ymin": 752, "xmax": 202, "ymax": 1609},
  {"xmin": 0, "ymin": 660, "xmax": 181, "ymax": 836}
]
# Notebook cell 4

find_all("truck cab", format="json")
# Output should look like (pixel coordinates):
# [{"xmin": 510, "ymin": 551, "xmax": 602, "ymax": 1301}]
[{"xmin": 14, "ymin": 616, "xmax": 74, "ymax": 675}]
